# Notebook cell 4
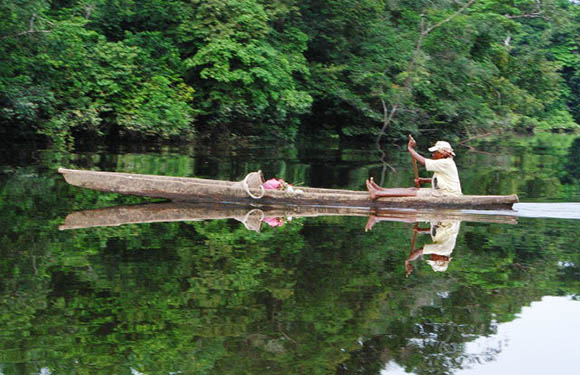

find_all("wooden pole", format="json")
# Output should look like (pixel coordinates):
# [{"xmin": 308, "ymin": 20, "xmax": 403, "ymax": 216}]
[{"xmin": 409, "ymin": 135, "xmax": 420, "ymax": 188}]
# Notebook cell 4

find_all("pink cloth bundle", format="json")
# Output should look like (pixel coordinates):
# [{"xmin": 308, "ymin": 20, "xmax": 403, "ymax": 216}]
[{"xmin": 262, "ymin": 178, "xmax": 284, "ymax": 190}]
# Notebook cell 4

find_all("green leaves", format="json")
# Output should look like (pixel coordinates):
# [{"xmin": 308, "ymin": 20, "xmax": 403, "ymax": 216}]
[
  {"xmin": 117, "ymin": 76, "xmax": 195, "ymax": 138},
  {"xmin": 182, "ymin": 0, "xmax": 312, "ymax": 130},
  {"xmin": 0, "ymin": 8, "xmax": 196, "ymax": 142},
  {"xmin": 300, "ymin": 0, "xmax": 578, "ymax": 138},
  {"xmin": 0, "ymin": 0, "xmax": 577, "ymax": 143}
]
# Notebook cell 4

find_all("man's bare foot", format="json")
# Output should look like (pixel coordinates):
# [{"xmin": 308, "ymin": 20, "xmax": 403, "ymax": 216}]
[
  {"xmin": 366, "ymin": 179, "xmax": 377, "ymax": 200},
  {"xmin": 365, "ymin": 214, "xmax": 378, "ymax": 232},
  {"xmin": 369, "ymin": 177, "xmax": 382, "ymax": 190}
]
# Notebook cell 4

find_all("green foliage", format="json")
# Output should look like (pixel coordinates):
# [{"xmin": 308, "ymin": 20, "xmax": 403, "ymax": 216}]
[
  {"xmin": 299, "ymin": 0, "xmax": 579, "ymax": 138},
  {"xmin": 181, "ymin": 0, "xmax": 312, "ymax": 133},
  {"xmin": 0, "ymin": 0, "xmax": 578, "ymax": 143},
  {"xmin": 0, "ymin": 1, "xmax": 195, "ymax": 142}
]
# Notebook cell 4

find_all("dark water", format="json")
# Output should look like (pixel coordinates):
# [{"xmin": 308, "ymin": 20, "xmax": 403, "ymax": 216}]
[{"xmin": 0, "ymin": 134, "xmax": 579, "ymax": 375}]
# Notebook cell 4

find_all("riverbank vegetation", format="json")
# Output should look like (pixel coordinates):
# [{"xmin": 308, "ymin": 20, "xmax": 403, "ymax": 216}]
[{"xmin": 1, "ymin": 0, "xmax": 578, "ymax": 144}]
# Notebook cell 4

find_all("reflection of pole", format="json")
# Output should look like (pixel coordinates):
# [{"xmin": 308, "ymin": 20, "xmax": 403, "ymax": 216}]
[{"xmin": 410, "ymin": 223, "xmax": 419, "ymax": 251}]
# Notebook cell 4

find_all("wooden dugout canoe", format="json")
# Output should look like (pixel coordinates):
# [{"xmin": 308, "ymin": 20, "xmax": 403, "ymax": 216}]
[
  {"xmin": 58, "ymin": 168, "xmax": 519, "ymax": 210},
  {"xmin": 59, "ymin": 202, "xmax": 518, "ymax": 232}
]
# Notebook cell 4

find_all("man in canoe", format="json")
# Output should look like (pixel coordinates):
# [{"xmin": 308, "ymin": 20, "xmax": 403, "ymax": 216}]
[{"xmin": 366, "ymin": 136, "xmax": 462, "ymax": 198}]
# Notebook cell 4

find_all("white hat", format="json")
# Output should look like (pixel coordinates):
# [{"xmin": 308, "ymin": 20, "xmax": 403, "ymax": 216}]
[{"xmin": 428, "ymin": 141, "xmax": 455, "ymax": 156}]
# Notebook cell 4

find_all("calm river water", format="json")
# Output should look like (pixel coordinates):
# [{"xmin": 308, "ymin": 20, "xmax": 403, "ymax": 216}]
[{"xmin": 0, "ymin": 133, "xmax": 578, "ymax": 375}]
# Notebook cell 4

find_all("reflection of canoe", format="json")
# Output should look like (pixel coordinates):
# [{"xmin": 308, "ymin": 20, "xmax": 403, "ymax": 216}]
[
  {"xmin": 58, "ymin": 168, "xmax": 519, "ymax": 210},
  {"xmin": 59, "ymin": 202, "xmax": 518, "ymax": 232}
]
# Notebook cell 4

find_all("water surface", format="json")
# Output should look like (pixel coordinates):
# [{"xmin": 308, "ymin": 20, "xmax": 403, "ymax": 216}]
[{"xmin": 0, "ymin": 134, "xmax": 578, "ymax": 375}]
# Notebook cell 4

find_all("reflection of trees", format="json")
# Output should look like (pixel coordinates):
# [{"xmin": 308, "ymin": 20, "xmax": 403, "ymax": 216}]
[
  {"xmin": 458, "ymin": 134, "xmax": 579, "ymax": 200},
  {"xmin": 340, "ymin": 216, "xmax": 580, "ymax": 375},
  {"xmin": 563, "ymin": 136, "xmax": 580, "ymax": 183}
]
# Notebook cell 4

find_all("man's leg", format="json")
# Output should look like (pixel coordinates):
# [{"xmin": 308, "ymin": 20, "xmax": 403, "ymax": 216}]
[{"xmin": 367, "ymin": 179, "xmax": 418, "ymax": 199}]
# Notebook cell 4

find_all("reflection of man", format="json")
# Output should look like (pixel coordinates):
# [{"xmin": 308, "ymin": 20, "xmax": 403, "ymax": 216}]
[{"xmin": 405, "ymin": 221, "xmax": 461, "ymax": 276}]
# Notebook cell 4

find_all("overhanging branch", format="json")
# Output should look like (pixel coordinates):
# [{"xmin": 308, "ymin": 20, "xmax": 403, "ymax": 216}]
[{"xmin": 0, "ymin": 14, "xmax": 52, "ymax": 40}]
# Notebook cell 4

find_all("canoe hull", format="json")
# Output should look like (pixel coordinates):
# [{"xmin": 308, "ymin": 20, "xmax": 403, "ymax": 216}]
[{"xmin": 58, "ymin": 168, "xmax": 519, "ymax": 210}]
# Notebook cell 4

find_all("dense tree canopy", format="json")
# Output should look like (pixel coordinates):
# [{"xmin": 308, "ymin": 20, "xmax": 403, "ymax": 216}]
[{"xmin": 0, "ymin": 0, "xmax": 578, "ymax": 143}]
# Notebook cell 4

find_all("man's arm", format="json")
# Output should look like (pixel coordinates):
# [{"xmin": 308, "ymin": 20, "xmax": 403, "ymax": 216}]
[
  {"xmin": 415, "ymin": 177, "xmax": 432, "ymax": 186},
  {"xmin": 408, "ymin": 137, "xmax": 426, "ymax": 166},
  {"xmin": 405, "ymin": 247, "xmax": 424, "ymax": 277}
]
